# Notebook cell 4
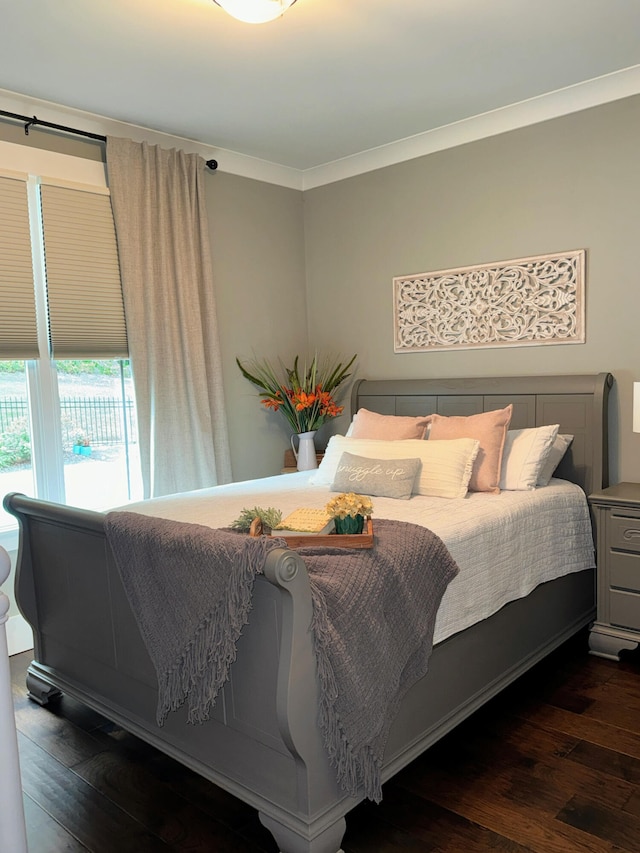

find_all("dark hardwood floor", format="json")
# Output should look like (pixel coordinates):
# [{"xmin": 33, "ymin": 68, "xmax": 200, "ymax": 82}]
[{"xmin": 10, "ymin": 630, "xmax": 640, "ymax": 852}]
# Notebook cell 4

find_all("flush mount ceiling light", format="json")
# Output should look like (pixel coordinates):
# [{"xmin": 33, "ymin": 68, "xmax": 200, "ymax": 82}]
[{"xmin": 213, "ymin": 0, "xmax": 297, "ymax": 24}]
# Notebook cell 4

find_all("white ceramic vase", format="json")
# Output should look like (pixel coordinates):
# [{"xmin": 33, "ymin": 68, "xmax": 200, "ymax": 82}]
[{"xmin": 290, "ymin": 430, "xmax": 318, "ymax": 471}]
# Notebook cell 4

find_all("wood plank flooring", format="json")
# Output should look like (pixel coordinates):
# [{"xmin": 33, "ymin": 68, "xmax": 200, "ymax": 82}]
[{"xmin": 10, "ymin": 630, "xmax": 640, "ymax": 852}]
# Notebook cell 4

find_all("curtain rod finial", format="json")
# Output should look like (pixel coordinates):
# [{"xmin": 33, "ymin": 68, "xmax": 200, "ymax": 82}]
[{"xmin": 206, "ymin": 159, "xmax": 218, "ymax": 171}]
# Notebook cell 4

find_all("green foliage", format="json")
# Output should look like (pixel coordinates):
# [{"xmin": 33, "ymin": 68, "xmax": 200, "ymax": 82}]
[
  {"xmin": 55, "ymin": 360, "xmax": 129, "ymax": 377},
  {"xmin": 0, "ymin": 361, "xmax": 25, "ymax": 374},
  {"xmin": 0, "ymin": 417, "xmax": 31, "ymax": 469},
  {"xmin": 230, "ymin": 506, "xmax": 283, "ymax": 533},
  {"xmin": 0, "ymin": 359, "xmax": 131, "ymax": 377}
]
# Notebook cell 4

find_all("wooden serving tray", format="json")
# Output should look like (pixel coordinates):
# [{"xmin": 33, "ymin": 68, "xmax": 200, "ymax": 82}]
[{"xmin": 249, "ymin": 516, "xmax": 374, "ymax": 550}]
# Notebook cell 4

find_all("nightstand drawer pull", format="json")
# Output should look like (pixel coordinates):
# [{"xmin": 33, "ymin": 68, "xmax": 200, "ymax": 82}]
[{"xmin": 610, "ymin": 516, "xmax": 640, "ymax": 553}]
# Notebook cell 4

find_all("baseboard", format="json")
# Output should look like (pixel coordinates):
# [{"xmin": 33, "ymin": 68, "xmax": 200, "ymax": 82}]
[{"xmin": 7, "ymin": 615, "xmax": 33, "ymax": 656}]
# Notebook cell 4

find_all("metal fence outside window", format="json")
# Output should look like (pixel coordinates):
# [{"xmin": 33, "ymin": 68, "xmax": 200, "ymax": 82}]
[{"xmin": 0, "ymin": 397, "xmax": 137, "ymax": 447}]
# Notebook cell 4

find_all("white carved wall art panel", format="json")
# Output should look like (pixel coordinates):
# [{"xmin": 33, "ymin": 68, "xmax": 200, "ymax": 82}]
[{"xmin": 393, "ymin": 250, "xmax": 585, "ymax": 353}]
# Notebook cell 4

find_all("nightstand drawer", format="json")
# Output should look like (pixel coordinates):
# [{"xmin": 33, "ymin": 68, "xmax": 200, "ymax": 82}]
[
  {"xmin": 589, "ymin": 484, "xmax": 640, "ymax": 659},
  {"xmin": 609, "ymin": 589, "xmax": 640, "ymax": 631},
  {"xmin": 610, "ymin": 550, "xmax": 640, "ymax": 592},
  {"xmin": 610, "ymin": 514, "xmax": 640, "ymax": 553}
]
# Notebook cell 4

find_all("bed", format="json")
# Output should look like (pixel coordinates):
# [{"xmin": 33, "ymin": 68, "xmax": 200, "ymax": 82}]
[{"xmin": 5, "ymin": 372, "xmax": 612, "ymax": 853}]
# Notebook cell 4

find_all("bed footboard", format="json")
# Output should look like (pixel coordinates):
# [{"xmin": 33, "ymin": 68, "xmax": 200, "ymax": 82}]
[{"xmin": 5, "ymin": 492, "xmax": 353, "ymax": 853}]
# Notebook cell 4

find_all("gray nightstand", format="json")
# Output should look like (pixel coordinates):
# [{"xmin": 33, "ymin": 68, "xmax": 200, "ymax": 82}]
[{"xmin": 589, "ymin": 482, "xmax": 640, "ymax": 660}]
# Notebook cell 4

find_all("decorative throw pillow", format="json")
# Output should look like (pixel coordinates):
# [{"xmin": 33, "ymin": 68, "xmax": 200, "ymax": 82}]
[
  {"xmin": 499, "ymin": 424, "xmax": 559, "ymax": 490},
  {"xmin": 426, "ymin": 405, "xmax": 513, "ymax": 494},
  {"xmin": 347, "ymin": 408, "xmax": 430, "ymax": 440},
  {"xmin": 309, "ymin": 435, "xmax": 480, "ymax": 499},
  {"xmin": 330, "ymin": 451, "xmax": 421, "ymax": 499},
  {"xmin": 537, "ymin": 434, "xmax": 574, "ymax": 486}
]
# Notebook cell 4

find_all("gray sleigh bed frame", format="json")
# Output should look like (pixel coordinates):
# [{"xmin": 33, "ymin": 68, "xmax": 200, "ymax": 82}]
[{"xmin": 5, "ymin": 372, "xmax": 613, "ymax": 853}]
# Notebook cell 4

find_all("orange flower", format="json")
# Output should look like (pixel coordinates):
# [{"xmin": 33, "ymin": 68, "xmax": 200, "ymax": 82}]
[
  {"xmin": 293, "ymin": 390, "xmax": 317, "ymax": 410},
  {"xmin": 261, "ymin": 397, "xmax": 282, "ymax": 412},
  {"xmin": 316, "ymin": 388, "xmax": 343, "ymax": 418}
]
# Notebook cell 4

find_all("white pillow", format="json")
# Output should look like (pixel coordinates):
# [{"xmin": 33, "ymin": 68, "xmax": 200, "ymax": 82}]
[
  {"xmin": 536, "ymin": 434, "xmax": 574, "ymax": 486},
  {"xmin": 499, "ymin": 424, "xmax": 559, "ymax": 491},
  {"xmin": 309, "ymin": 435, "xmax": 480, "ymax": 499}
]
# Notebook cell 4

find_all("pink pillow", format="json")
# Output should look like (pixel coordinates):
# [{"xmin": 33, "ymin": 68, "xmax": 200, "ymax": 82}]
[
  {"xmin": 427, "ymin": 405, "xmax": 513, "ymax": 493},
  {"xmin": 349, "ymin": 408, "xmax": 430, "ymax": 440}
]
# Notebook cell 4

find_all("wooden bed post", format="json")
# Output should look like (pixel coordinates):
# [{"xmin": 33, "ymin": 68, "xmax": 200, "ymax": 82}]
[
  {"xmin": 0, "ymin": 546, "xmax": 28, "ymax": 853},
  {"xmin": 261, "ymin": 547, "xmax": 349, "ymax": 853}
]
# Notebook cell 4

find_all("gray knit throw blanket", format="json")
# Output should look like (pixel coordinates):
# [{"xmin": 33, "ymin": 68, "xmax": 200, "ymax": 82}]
[
  {"xmin": 104, "ymin": 511, "xmax": 284, "ymax": 726},
  {"xmin": 298, "ymin": 518, "xmax": 458, "ymax": 801},
  {"xmin": 104, "ymin": 512, "xmax": 458, "ymax": 803}
]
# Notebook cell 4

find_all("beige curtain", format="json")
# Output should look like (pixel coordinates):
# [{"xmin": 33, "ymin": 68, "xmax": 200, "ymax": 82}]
[{"xmin": 106, "ymin": 137, "xmax": 231, "ymax": 498}]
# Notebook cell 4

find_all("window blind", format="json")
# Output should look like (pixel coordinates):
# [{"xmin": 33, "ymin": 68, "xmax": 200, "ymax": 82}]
[
  {"xmin": 0, "ymin": 174, "xmax": 38, "ymax": 359},
  {"xmin": 40, "ymin": 183, "xmax": 129, "ymax": 359}
]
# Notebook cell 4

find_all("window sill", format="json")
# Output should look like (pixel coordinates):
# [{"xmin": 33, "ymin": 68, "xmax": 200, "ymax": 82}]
[{"xmin": 0, "ymin": 527, "xmax": 19, "ymax": 555}]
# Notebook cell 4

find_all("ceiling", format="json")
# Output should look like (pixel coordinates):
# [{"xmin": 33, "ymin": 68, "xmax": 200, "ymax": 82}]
[{"xmin": 2, "ymin": 0, "xmax": 640, "ymax": 176}]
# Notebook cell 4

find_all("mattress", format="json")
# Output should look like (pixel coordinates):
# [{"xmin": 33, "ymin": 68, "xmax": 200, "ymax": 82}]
[{"xmin": 119, "ymin": 473, "xmax": 595, "ymax": 646}]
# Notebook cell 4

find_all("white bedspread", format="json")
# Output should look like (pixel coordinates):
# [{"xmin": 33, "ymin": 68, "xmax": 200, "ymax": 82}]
[{"xmin": 119, "ymin": 473, "xmax": 595, "ymax": 646}]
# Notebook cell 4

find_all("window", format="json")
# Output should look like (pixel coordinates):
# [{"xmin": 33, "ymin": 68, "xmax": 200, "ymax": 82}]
[{"xmin": 0, "ymin": 142, "xmax": 141, "ymax": 551}]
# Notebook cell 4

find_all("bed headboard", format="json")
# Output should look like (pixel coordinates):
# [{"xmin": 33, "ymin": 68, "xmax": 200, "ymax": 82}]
[{"xmin": 351, "ymin": 373, "xmax": 614, "ymax": 495}]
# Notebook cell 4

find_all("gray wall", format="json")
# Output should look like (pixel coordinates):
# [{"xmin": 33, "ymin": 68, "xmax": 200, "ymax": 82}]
[
  {"xmin": 304, "ymin": 95, "xmax": 640, "ymax": 484},
  {"xmin": 206, "ymin": 171, "xmax": 307, "ymax": 481}
]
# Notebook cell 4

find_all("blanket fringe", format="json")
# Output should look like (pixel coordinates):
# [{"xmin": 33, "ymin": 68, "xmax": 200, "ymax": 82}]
[
  {"xmin": 310, "ymin": 585, "xmax": 383, "ymax": 802},
  {"xmin": 156, "ymin": 536, "xmax": 272, "ymax": 726}
]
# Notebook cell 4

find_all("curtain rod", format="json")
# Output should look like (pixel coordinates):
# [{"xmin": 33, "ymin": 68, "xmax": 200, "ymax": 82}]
[{"xmin": 0, "ymin": 108, "xmax": 219, "ymax": 171}]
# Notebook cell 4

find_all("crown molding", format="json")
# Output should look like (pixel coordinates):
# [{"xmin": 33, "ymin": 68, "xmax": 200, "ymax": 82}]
[
  {"xmin": 3, "ymin": 64, "xmax": 640, "ymax": 193},
  {"xmin": 0, "ymin": 88, "xmax": 304, "ymax": 190},
  {"xmin": 301, "ymin": 64, "xmax": 640, "ymax": 190}
]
